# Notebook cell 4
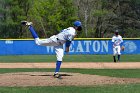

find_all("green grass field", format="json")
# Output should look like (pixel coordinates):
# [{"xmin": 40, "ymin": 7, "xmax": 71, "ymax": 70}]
[
  {"xmin": 0, "ymin": 55, "xmax": 139, "ymax": 93},
  {"xmin": 0, "ymin": 54, "xmax": 139, "ymax": 62},
  {"xmin": 0, "ymin": 84, "xmax": 140, "ymax": 93}
]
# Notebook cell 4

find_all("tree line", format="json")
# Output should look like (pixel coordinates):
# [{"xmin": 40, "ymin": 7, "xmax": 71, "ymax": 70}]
[{"xmin": 0, "ymin": 0, "xmax": 140, "ymax": 38}]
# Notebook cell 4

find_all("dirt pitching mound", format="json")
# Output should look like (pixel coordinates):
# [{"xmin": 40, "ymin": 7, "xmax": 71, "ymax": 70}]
[{"xmin": 0, "ymin": 72, "xmax": 140, "ymax": 87}]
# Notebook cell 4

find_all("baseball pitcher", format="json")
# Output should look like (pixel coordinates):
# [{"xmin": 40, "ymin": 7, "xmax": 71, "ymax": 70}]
[
  {"xmin": 21, "ymin": 20, "xmax": 82, "ymax": 78},
  {"xmin": 112, "ymin": 30, "xmax": 123, "ymax": 62}
]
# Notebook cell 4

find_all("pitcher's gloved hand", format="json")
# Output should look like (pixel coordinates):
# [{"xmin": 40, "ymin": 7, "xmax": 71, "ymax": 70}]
[{"xmin": 121, "ymin": 46, "xmax": 125, "ymax": 51}]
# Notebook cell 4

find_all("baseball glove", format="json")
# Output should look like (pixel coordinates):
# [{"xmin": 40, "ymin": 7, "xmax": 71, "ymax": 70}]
[{"xmin": 121, "ymin": 46, "xmax": 125, "ymax": 51}]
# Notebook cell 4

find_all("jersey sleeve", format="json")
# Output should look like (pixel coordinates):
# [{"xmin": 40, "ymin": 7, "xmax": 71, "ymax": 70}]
[
  {"xmin": 120, "ymin": 36, "xmax": 123, "ymax": 46},
  {"xmin": 112, "ymin": 36, "xmax": 115, "ymax": 42},
  {"xmin": 120, "ymin": 36, "xmax": 123, "ymax": 43}
]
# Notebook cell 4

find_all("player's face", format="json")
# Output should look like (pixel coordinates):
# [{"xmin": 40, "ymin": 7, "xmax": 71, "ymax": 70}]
[
  {"xmin": 76, "ymin": 26, "xmax": 82, "ymax": 31},
  {"xmin": 115, "ymin": 32, "xmax": 119, "ymax": 35}
]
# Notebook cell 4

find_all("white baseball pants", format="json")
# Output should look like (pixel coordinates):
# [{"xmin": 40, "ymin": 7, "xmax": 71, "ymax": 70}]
[
  {"xmin": 34, "ymin": 36, "xmax": 64, "ymax": 61},
  {"xmin": 113, "ymin": 46, "xmax": 121, "ymax": 55}
]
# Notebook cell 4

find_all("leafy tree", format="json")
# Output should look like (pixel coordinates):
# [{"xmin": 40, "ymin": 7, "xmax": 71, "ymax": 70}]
[
  {"xmin": 0, "ymin": 0, "xmax": 32, "ymax": 38},
  {"xmin": 104, "ymin": 0, "xmax": 140, "ymax": 38},
  {"xmin": 28, "ymin": 0, "xmax": 77, "ymax": 38},
  {"xmin": 0, "ymin": 0, "xmax": 140, "ymax": 38}
]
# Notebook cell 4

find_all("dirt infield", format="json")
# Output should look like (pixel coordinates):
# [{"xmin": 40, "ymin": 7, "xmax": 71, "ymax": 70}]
[
  {"xmin": 0, "ymin": 62, "xmax": 139, "ymax": 87},
  {"xmin": 0, "ymin": 72, "xmax": 140, "ymax": 87}
]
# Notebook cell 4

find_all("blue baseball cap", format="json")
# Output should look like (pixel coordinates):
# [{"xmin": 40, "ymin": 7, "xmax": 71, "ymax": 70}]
[{"xmin": 74, "ymin": 21, "xmax": 82, "ymax": 27}]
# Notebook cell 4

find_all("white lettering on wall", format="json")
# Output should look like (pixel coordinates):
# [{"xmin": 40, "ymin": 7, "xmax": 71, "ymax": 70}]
[
  {"xmin": 46, "ymin": 46, "xmax": 54, "ymax": 52},
  {"xmin": 5, "ymin": 40, "xmax": 13, "ymax": 44},
  {"xmin": 84, "ymin": 41, "xmax": 91, "ymax": 52},
  {"xmin": 76, "ymin": 41, "xmax": 84, "ymax": 52},
  {"xmin": 101, "ymin": 41, "xmax": 108, "ymax": 52},
  {"xmin": 93, "ymin": 41, "xmax": 100, "ymax": 52},
  {"xmin": 45, "ymin": 40, "xmax": 109, "ymax": 53}
]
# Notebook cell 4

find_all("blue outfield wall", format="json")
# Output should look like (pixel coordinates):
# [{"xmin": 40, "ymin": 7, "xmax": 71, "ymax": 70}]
[{"xmin": 0, "ymin": 39, "xmax": 139, "ymax": 55}]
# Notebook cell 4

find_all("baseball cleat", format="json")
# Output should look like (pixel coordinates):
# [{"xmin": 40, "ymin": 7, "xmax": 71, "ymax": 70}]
[
  {"xmin": 53, "ymin": 73, "xmax": 62, "ymax": 79},
  {"xmin": 117, "ymin": 60, "xmax": 120, "ymax": 62},
  {"xmin": 21, "ymin": 21, "xmax": 33, "ymax": 26}
]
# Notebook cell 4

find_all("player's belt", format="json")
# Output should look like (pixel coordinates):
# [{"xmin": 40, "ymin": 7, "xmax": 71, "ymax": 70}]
[
  {"xmin": 56, "ymin": 38, "xmax": 59, "ymax": 40},
  {"xmin": 56, "ymin": 38, "xmax": 62, "ymax": 45}
]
